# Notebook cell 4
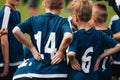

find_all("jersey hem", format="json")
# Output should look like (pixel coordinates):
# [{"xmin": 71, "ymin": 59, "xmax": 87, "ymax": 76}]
[{"xmin": 13, "ymin": 73, "xmax": 68, "ymax": 80}]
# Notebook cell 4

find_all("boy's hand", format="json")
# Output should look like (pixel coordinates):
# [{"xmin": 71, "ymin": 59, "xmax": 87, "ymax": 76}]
[
  {"xmin": 94, "ymin": 58, "xmax": 101, "ymax": 71},
  {"xmin": 33, "ymin": 53, "xmax": 43, "ymax": 61},
  {"xmin": 70, "ymin": 58, "xmax": 81, "ymax": 71},
  {"xmin": 0, "ymin": 63, "xmax": 9, "ymax": 77},
  {"xmin": 51, "ymin": 51, "xmax": 65, "ymax": 64}
]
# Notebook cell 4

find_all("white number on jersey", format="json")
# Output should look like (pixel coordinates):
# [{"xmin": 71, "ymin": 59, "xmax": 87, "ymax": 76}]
[
  {"xmin": 102, "ymin": 57, "xmax": 108, "ymax": 72},
  {"xmin": 82, "ymin": 47, "xmax": 93, "ymax": 73},
  {"xmin": 18, "ymin": 59, "xmax": 32, "ymax": 68},
  {"xmin": 34, "ymin": 31, "xmax": 57, "ymax": 59},
  {"xmin": 102, "ymin": 49, "xmax": 109, "ymax": 72}
]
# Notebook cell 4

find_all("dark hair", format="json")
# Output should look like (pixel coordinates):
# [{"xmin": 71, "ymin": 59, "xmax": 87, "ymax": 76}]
[{"xmin": 93, "ymin": 2, "xmax": 108, "ymax": 23}]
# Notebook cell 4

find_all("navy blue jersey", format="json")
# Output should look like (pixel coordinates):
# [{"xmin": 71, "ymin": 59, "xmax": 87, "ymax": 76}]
[
  {"xmin": 0, "ymin": 5, "xmax": 24, "ymax": 66},
  {"xmin": 68, "ymin": 16, "xmax": 78, "ymax": 32},
  {"xmin": 13, "ymin": 13, "xmax": 72, "ymax": 79},
  {"xmin": 98, "ymin": 29, "xmax": 113, "ymax": 80},
  {"xmin": 99, "ymin": 29, "xmax": 113, "ymax": 71},
  {"xmin": 111, "ymin": 19, "xmax": 120, "ymax": 63},
  {"xmin": 23, "ymin": 46, "xmax": 33, "ymax": 59},
  {"xmin": 68, "ymin": 28, "xmax": 117, "ymax": 80}
]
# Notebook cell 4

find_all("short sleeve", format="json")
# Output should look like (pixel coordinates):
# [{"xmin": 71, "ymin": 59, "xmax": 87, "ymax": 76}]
[
  {"xmin": 61, "ymin": 19, "xmax": 72, "ymax": 34},
  {"xmin": 17, "ymin": 17, "xmax": 33, "ymax": 34},
  {"xmin": 111, "ymin": 19, "xmax": 120, "ymax": 33},
  {"xmin": 102, "ymin": 32, "xmax": 118, "ymax": 48},
  {"xmin": 68, "ymin": 32, "xmax": 78, "ymax": 53}
]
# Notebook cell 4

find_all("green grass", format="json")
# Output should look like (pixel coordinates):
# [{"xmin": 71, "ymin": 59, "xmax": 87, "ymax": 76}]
[{"xmin": 0, "ymin": 1, "xmax": 115, "ymax": 26}]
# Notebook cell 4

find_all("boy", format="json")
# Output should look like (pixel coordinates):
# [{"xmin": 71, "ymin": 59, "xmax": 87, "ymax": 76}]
[
  {"xmin": 110, "ymin": 17, "xmax": 120, "ymax": 80},
  {"xmin": 0, "ymin": 0, "xmax": 24, "ymax": 80},
  {"xmin": 90, "ymin": 2, "xmax": 113, "ymax": 80},
  {"xmin": 67, "ymin": 0, "xmax": 120, "ymax": 80},
  {"xmin": 12, "ymin": 0, "xmax": 73, "ymax": 80}
]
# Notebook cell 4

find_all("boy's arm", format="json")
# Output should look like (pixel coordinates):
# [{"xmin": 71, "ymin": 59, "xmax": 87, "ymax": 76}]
[
  {"xmin": 0, "ymin": 28, "xmax": 9, "ymax": 77},
  {"xmin": 67, "ymin": 52, "xmax": 81, "ymax": 70},
  {"xmin": 94, "ymin": 44, "xmax": 120, "ymax": 71},
  {"xmin": 13, "ymin": 27, "xmax": 42, "ymax": 61},
  {"xmin": 51, "ymin": 32, "xmax": 73, "ymax": 64},
  {"xmin": 113, "ymin": 32, "xmax": 120, "ymax": 40}
]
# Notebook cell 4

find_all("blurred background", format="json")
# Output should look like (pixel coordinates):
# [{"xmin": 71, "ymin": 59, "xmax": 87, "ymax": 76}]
[{"xmin": 0, "ymin": 0, "xmax": 116, "ymax": 26}]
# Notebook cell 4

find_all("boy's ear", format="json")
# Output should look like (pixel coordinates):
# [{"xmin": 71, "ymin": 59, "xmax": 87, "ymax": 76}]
[
  {"xmin": 42, "ymin": 1, "xmax": 46, "ymax": 8},
  {"xmin": 76, "ymin": 16, "xmax": 80, "ymax": 22},
  {"xmin": 92, "ymin": 16, "xmax": 97, "ymax": 22},
  {"xmin": 60, "ymin": 3, "xmax": 64, "ymax": 9}
]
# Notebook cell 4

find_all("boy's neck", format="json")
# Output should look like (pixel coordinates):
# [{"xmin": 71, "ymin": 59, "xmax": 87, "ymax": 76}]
[
  {"xmin": 94, "ymin": 23, "xmax": 107, "ymax": 30},
  {"xmin": 5, "ymin": 2, "xmax": 16, "ymax": 11},
  {"xmin": 46, "ymin": 9, "xmax": 60, "ymax": 14},
  {"xmin": 77, "ymin": 22, "xmax": 91, "ymax": 30}
]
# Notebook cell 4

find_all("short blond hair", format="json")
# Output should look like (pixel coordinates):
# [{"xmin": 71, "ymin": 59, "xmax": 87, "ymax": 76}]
[
  {"xmin": 43, "ymin": 0, "xmax": 64, "ymax": 10},
  {"xmin": 69, "ymin": 0, "xmax": 92, "ymax": 22}
]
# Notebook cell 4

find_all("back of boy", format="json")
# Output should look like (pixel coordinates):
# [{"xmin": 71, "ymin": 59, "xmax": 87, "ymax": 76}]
[
  {"xmin": 110, "ymin": 18, "xmax": 120, "ymax": 80},
  {"xmin": 13, "ymin": 0, "xmax": 72, "ymax": 80},
  {"xmin": 91, "ymin": 2, "xmax": 113, "ymax": 80},
  {"xmin": 67, "ymin": 0, "xmax": 118, "ymax": 80}
]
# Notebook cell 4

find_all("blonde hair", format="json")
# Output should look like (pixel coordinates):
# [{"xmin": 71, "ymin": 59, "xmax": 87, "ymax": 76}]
[
  {"xmin": 69, "ymin": 0, "xmax": 92, "ymax": 22},
  {"xmin": 93, "ymin": 2, "xmax": 108, "ymax": 23},
  {"xmin": 43, "ymin": 0, "xmax": 64, "ymax": 10}
]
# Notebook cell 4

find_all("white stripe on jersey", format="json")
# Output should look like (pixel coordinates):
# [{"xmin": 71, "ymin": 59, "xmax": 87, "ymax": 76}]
[
  {"xmin": 112, "ymin": 61, "xmax": 120, "ymax": 65},
  {"xmin": 0, "ymin": 61, "xmax": 23, "ymax": 67},
  {"xmin": 13, "ymin": 73, "xmax": 68, "ymax": 80},
  {"xmin": 1, "ymin": 6, "xmax": 11, "ymax": 28},
  {"xmin": 68, "ymin": 16, "xmax": 72, "ymax": 29}
]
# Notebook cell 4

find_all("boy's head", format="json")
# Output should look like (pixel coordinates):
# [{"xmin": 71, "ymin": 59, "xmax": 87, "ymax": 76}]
[
  {"xmin": 42, "ymin": 0, "xmax": 64, "ymax": 10},
  {"xmin": 92, "ymin": 2, "xmax": 108, "ymax": 24},
  {"xmin": 68, "ymin": 0, "xmax": 92, "ymax": 25},
  {"xmin": 6, "ymin": 0, "xmax": 21, "ymax": 6}
]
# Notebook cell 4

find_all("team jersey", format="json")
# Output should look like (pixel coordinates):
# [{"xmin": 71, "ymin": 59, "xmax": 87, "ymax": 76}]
[
  {"xmin": 68, "ymin": 28, "xmax": 117, "ymax": 80},
  {"xmin": 111, "ymin": 19, "xmax": 120, "ymax": 64},
  {"xmin": 68, "ymin": 16, "xmax": 78, "ymax": 32},
  {"xmin": 99, "ymin": 29, "xmax": 113, "ymax": 72},
  {"xmin": 0, "ymin": 5, "xmax": 24, "ymax": 66},
  {"xmin": 98, "ymin": 29, "xmax": 113, "ymax": 80},
  {"xmin": 23, "ymin": 46, "xmax": 33, "ymax": 59},
  {"xmin": 13, "ymin": 13, "xmax": 72, "ymax": 79}
]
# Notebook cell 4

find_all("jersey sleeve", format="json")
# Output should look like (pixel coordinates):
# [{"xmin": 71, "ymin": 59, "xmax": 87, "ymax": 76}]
[
  {"xmin": 68, "ymin": 32, "xmax": 78, "ymax": 53},
  {"xmin": 102, "ymin": 32, "xmax": 118, "ymax": 48},
  {"xmin": 17, "ymin": 17, "xmax": 33, "ymax": 34},
  {"xmin": 61, "ymin": 19, "xmax": 72, "ymax": 34},
  {"xmin": 1, "ymin": 6, "xmax": 11, "ymax": 28},
  {"xmin": 111, "ymin": 19, "xmax": 120, "ymax": 33}
]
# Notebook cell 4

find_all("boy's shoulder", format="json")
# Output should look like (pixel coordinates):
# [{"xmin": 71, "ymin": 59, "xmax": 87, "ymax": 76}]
[
  {"xmin": 112, "ymin": 18, "xmax": 120, "ymax": 24},
  {"xmin": 32, "ymin": 13, "xmax": 67, "ymax": 21}
]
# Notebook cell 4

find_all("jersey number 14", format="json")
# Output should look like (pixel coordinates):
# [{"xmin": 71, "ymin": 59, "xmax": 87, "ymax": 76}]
[{"xmin": 34, "ymin": 31, "xmax": 57, "ymax": 59}]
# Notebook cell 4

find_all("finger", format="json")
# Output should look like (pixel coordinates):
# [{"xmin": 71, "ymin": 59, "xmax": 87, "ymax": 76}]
[
  {"xmin": 34, "ymin": 54, "xmax": 43, "ymax": 61},
  {"xmin": 72, "ymin": 63, "xmax": 81, "ymax": 71},
  {"xmin": 51, "ymin": 56, "xmax": 58, "ymax": 64},
  {"xmin": 54, "ymin": 59, "xmax": 62, "ymax": 64},
  {"xmin": 72, "ymin": 65, "xmax": 77, "ymax": 70},
  {"xmin": 75, "ymin": 64, "xmax": 81, "ymax": 70},
  {"xmin": 51, "ymin": 58, "xmax": 58, "ymax": 64},
  {"xmin": 51, "ymin": 57, "xmax": 61, "ymax": 64},
  {"xmin": 0, "ymin": 72, "xmax": 8, "ymax": 77},
  {"xmin": 94, "ymin": 65, "xmax": 98, "ymax": 71}
]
